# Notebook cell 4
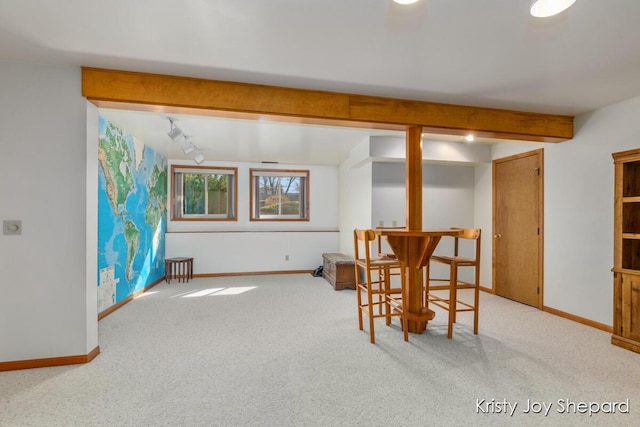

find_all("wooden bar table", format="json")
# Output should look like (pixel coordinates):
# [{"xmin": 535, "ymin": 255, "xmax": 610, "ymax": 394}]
[{"xmin": 375, "ymin": 228, "xmax": 460, "ymax": 334}]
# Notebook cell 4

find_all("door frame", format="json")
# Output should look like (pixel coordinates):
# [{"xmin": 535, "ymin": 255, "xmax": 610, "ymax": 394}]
[{"xmin": 492, "ymin": 148, "xmax": 544, "ymax": 309}]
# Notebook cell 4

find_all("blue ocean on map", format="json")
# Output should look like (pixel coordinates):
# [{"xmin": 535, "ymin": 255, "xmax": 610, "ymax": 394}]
[{"xmin": 97, "ymin": 117, "xmax": 167, "ymax": 311}]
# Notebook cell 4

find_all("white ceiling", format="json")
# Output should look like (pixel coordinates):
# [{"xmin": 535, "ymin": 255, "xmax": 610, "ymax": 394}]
[
  {"xmin": 99, "ymin": 108, "xmax": 404, "ymax": 165},
  {"xmin": 3, "ymin": 0, "xmax": 640, "ymax": 164}
]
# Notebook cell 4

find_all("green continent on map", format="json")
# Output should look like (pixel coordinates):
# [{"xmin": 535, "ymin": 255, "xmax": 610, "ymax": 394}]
[
  {"xmin": 98, "ymin": 124, "xmax": 135, "ymax": 213},
  {"xmin": 148, "ymin": 164, "xmax": 167, "ymax": 202},
  {"xmin": 144, "ymin": 204, "xmax": 163, "ymax": 231},
  {"xmin": 145, "ymin": 164, "xmax": 167, "ymax": 229},
  {"xmin": 124, "ymin": 220, "xmax": 140, "ymax": 281}
]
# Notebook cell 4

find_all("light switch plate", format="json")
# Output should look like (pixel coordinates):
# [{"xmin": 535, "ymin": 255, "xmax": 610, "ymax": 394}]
[{"xmin": 3, "ymin": 220, "xmax": 22, "ymax": 235}]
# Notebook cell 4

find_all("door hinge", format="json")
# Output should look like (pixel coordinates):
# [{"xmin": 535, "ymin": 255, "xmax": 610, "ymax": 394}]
[
  {"xmin": 537, "ymin": 227, "xmax": 540, "ymax": 235},
  {"xmin": 537, "ymin": 287, "xmax": 540, "ymax": 295}
]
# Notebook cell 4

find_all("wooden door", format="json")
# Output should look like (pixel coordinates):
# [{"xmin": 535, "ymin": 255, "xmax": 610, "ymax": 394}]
[{"xmin": 493, "ymin": 149, "xmax": 543, "ymax": 308}]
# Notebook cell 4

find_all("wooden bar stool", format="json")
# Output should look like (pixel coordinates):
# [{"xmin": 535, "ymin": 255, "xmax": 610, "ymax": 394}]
[
  {"xmin": 353, "ymin": 229, "xmax": 406, "ymax": 343},
  {"xmin": 425, "ymin": 228, "xmax": 481, "ymax": 338}
]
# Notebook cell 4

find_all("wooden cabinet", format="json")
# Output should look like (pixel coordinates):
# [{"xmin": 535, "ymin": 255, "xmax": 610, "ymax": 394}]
[{"xmin": 612, "ymin": 148, "xmax": 640, "ymax": 353}]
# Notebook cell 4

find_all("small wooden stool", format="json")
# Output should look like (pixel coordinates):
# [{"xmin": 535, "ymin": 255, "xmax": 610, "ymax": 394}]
[{"xmin": 165, "ymin": 257, "xmax": 194, "ymax": 283}]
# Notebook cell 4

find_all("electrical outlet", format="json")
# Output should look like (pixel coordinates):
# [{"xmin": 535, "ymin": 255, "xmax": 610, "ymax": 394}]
[
  {"xmin": 285, "ymin": 255, "xmax": 290, "ymax": 261},
  {"xmin": 3, "ymin": 220, "xmax": 22, "ymax": 236}
]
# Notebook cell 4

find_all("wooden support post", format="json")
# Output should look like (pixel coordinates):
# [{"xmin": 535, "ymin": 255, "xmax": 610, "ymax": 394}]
[
  {"xmin": 405, "ymin": 126, "xmax": 423, "ymax": 231},
  {"xmin": 405, "ymin": 126, "xmax": 429, "ymax": 332}
]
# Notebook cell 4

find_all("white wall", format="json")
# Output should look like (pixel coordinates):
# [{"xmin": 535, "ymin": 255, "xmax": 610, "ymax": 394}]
[
  {"xmin": 0, "ymin": 61, "xmax": 96, "ymax": 362},
  {"xmin": 371, "ymin": 162, "xmax": 477, "ymax": 281},
  {"xmin": 473, "ymin": 163, "xmax": 493, "ymax": 288},
  {"xmin": 166, "ymin": 160, "xmax": 340, "ymax": 272},
  {"xmin": 167, "ymin": 231, "xmax": 338, "ymax": 273},
  {"xmin": 473, "ymin": 95, "xmax": 640, "ymax": 325},
  {"xmin": 369, "ymin": 135, "xmax": 491, "ymax": 164},
  {"xmin": 372, "ymin": 162, "xmax": 476, "ymax": 230},
  {"xmin": 86, "ymin": 102, "xmax": 99, "ymax": 352},
  {"xmin": 341, "ymin": 137, "xmax": 483, "ymax": 258},
  {"xmin": 338, "ymin": 140, "xmax": 373, "ymax": 255},
  {"xmin": 543, "ymin": 98, "xmax": 640, "ymax": 324}
]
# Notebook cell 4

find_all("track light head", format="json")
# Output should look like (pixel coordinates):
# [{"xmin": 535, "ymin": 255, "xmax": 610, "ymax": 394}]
[
  {"xmin": 181, "ymin": 135, "xmax": 195, "ymax": 154},
  {"xmin": 167, "ymin": 118, "xmax": 183, "ymax": 141},
  {"xmin": 194, "ymin": 151, "xmax": 205, "ymax": 165}
]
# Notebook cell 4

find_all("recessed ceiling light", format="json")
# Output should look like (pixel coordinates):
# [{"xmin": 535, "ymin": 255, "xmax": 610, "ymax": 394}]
[
  {"xmin": 530, "ymin": 0, "xmax": 576, "ymax": 18},
  {"xmin": 393, "ymin": 0, "xmax": 420, "ymax": 5}
]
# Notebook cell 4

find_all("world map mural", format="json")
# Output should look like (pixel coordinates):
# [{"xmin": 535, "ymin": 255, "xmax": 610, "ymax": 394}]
[{"xmin": 97, "ymin": 117, "xmax": 167, "ymax": 312}]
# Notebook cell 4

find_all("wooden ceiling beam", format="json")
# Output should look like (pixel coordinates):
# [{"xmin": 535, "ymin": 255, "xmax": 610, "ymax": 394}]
[{"xmin": 82, "ymin": 67, "xmax": 573, "ymax": 142}]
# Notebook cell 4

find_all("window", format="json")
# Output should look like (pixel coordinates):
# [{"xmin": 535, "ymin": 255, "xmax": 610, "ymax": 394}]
[
  {"xmin": 172, "ymin": 165, "xmax": 237, "ymax": 220},
  {"xmin": 250, "ymin": 169, "xmax": 309, "ymax": 221}
]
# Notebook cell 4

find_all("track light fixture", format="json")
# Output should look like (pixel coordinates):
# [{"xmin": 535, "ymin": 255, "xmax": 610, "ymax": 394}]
[
  {"xmin": 164, "ymin": 116, "xmax": 206, "ymax": 164},
  {"xmin": 181, "ymin": 135, "xmax": 196, "ymax": 154},
  {"xmin": 167, "ymin": 117, "xmax": 183, "ymax": 142},
  {"xmin": 194, "ymin": 151, "xmax": 205, "ymax": 165}
]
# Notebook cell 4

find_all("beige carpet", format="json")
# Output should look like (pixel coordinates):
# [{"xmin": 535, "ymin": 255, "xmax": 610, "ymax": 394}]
[{"xmin": 1, "ymin": 274, "xmax": 639, "ymax": 426}]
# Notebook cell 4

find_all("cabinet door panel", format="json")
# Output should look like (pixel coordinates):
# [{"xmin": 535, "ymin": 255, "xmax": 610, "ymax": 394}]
[{"xmin": 622, "ymin": 274, "xmax": 640, "ymax": 342}]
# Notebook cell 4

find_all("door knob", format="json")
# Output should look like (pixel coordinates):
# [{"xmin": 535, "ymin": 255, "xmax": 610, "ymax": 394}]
[{"xmin": 494, "ymin": 233, "xmax": 502, "ymax": 239}]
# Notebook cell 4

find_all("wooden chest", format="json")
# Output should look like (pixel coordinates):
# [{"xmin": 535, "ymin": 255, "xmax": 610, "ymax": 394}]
[{"xmin": 322, "ymin": 253, "xmax": 356, "ymax": 290}]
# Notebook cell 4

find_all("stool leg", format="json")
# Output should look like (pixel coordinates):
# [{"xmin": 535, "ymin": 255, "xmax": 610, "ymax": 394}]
[
  {"xmin": 384, "ymin": 267, "xmax": 391, "ymax": 326},
  {"xmin": 447, "ymin": 263, "xmax": 457, "ymax": 339},
  {"xmin": 473, "ymin": 265, "xmax": 480, "ymax": 335},
  {"xmin": 165, "ymin": 261, "xmax": 169, "ymax": 283}
]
